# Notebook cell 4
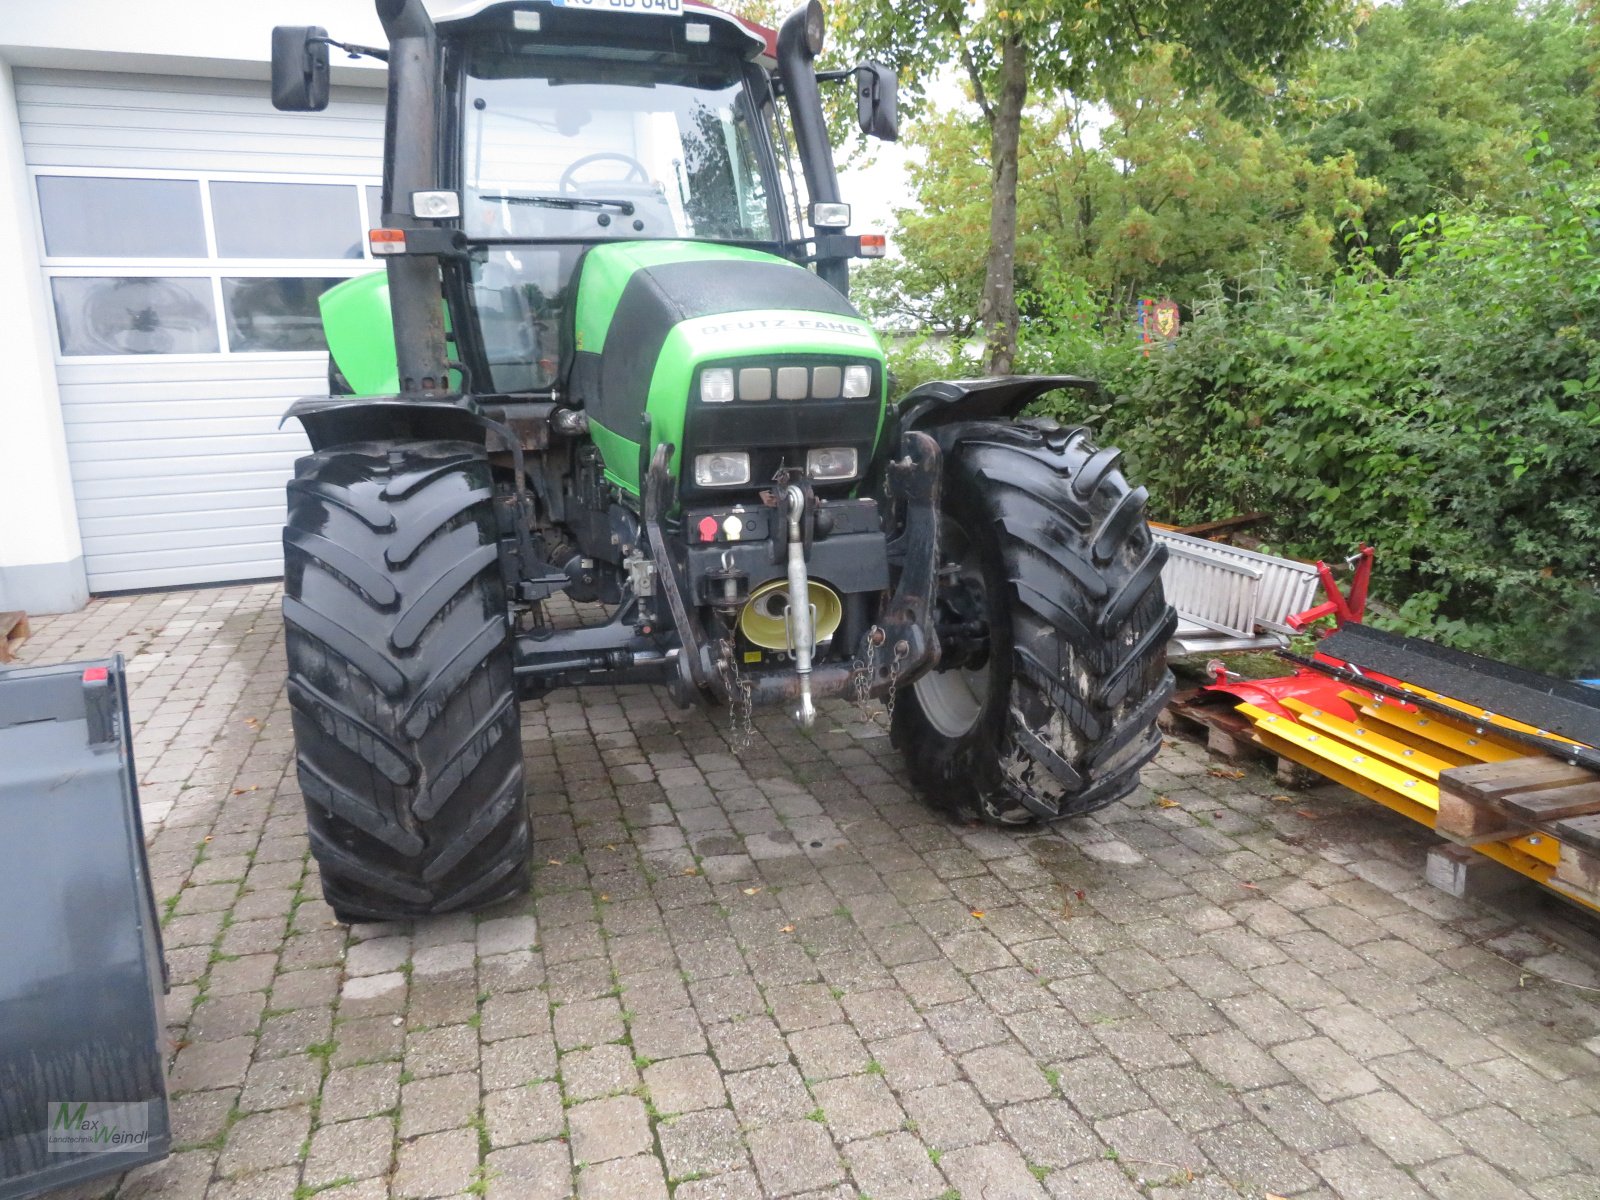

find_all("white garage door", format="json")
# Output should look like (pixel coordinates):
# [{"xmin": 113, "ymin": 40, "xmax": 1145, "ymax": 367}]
[{"xmin": 19, "ymin": 68, "xmax": 387, "ymax": 592}]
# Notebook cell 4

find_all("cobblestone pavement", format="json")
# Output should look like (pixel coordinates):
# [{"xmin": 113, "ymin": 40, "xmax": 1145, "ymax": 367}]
[{"xmin": 20, "ymin": 583, "xmax": 1600, "ymax": 1200}]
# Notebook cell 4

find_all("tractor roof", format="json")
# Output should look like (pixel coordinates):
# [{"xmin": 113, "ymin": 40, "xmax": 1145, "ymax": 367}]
[{"xmin": 428, "ymin": 0, "xmax": 778, "ymax": 66}]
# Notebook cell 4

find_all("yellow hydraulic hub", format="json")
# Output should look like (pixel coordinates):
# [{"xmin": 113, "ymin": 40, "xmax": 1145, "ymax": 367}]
[
  {"xmin": 738, "ymin": 578, "xmax": 843, "ymax": 652},
  {"xmin": 1231, "ymin": 688, "xmax": 1600, "ymax": 916}
]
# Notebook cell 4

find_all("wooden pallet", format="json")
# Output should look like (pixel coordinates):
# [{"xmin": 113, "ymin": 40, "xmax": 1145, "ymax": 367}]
[
  {"xmin": 1435, "ymin": 756, "xmax": 1600, "ymax": 902},
  {"xmin": 1435, "ymin": 757, "xmax": 1600, "ymax": 840},
  {"xmin": 0, "ymin": 612, "xmax": 28, "ymax": 664},
  {"xmin": 1161, "ymin": 690, "xmax": 1319, "ymax": 787}
]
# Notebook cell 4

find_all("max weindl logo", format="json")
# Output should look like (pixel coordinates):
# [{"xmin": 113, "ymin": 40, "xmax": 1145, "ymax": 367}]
[{"xmin": 46, "ymin": 1101, "xmax": 152, "ymax": 1153}]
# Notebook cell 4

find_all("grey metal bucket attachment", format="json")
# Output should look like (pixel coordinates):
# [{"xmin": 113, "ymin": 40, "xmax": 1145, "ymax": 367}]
[{"xmin": 0, "ymin": 656, "xmax": 171, "ymax": 1199}]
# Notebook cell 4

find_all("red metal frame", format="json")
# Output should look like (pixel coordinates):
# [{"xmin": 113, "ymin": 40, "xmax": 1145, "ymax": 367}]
[{"xmin": 1199, "ymin": 544, "xmax": 1395, "ymax": 721}]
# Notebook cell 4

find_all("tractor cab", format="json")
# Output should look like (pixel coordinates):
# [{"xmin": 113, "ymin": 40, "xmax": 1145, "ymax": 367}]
[{"xmin": 274, "ymin": 0, "xmax": 895, "ymax": 399}]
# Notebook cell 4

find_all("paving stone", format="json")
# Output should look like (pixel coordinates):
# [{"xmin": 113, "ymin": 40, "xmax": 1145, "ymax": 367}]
[
  {"xmin": 938, "ymin": 1142, "xmax": 1048, "ymax": 1200},
  {"xmin": 1334, "ymin": 1089, "xmax": 1463, "ymax": 1167},
  {"xmin": 1311, "ymin": 1143, "xmax": 1433, "ymax": 1200},
  {"xmin": 644, "ymin": 1054, "xmax": 727, "ymax": 1115},
  {"xmin": 1239, "ymin": 1082, "xmax": 1361, "ymax": 1155},
  {"xmin": 869, "ymin": 1030, "xmax": 959, "ymax": 1092},
  {"xmin": 630, "ymin": 1008, "xmax": 708, "ymax": 1060},
  {"xmin": 961, "ymin": 1043, "xmax": 1053, "ymax": 1105},
  {"xmin": 216, "ymin": 1105, "xmax": 311, "ymax": 1177},
  {"xmin": 707, "ymin": 1016, "xmax": 788, "ymax": 1071},
  {"xmin": 302, "ymin": 1116, "xmax": 394, "ymax": 1188},
  {"xmin": 171, "ymin": 1086, "xmax": 237, "ymax": 1148},
  {"xmin": 486, "ymin": 1139, "xmax": 573, "ymax": 1200},
  {"xmin": 1043, "ymin": 1159, "xmax": 1145, "ymax": 1200},
  {"xmin": 485, "ymin": 1080, "xmax": 564, "ymax": 1148},
  {"xmin": 238, "ymin": 1054, "xmax": 320, "ymax": 1112},
  {"xmin": 577, "ymin": 1154, "xmax": 669, "ymax": 1200},
  {"xmin": 998, "ymin": 1098, "xmax": 1101, "ymax": 1168},
  {"xmin": 748, "ymin": 1119, "xmax": 844, "ymax": 1196},
  {"xmin": 1198, "ymin": 1120, "xmax": 1318, "ymax": 1194},
  {"xmin": 1094, "ymin": 1108, "xmax": 1204, "ymax": 1174},
  {"xmin": 559, "ymin": 1042, "xmax": 639, "ymax": 1102},
  {"xmin": 553, "ymin": 997, "xmax": 624, "ymax": 1050},
  {"xmin": 27, "ymin": 585, "xmax": 1600, "ymax": 1200},
  {"xmin": 812, "ymin": 1073, "xmax": 905, "ymax": 1141},
  {"xmin": 1445, "ymin": 1105, "xmax": 1578, "ymax": 1181},
  {"xmin": 672, "ymin": 1170, "xmax": 763, "ymax": 1200},
  {"xmin": 1053, "ymin": 1053, "xmax": 1147, "ymax": 1119},
  {"xmin": 840, "ymin": 988, "xmax": 923, "ymax": 1039},
  {"xmin": 404, "ymin": 1022, "xmax": 479, "ymax": 1078},
  {"xmin": 203, "ymin": 1165, "xmax": 299, "ymax": 1200},
  {"xmin": 1273, "ymin": 1036, "xmax": 1382, "ymax": 1102},
  {"xmin": 567, "ymin": 1094, "xmax": 652, "ymax": 1164},
  {"xmin": 658, "ymin": 1107, "xmax": 749, "ymax": 1180},
  {"xmin": 481, "ymin": 1033, "xmax": 559, "ymax": 1090},
  {"xmin": 1418, "ymin": 1155, "xmax": 1540, "ymax": 1200},
  {"xmin": 170, "ymin": 1036, "xmax": 254, "ymax": 1094},
  {"xmin": 901, "ymin": 1081, "xmax": 997, "ymax": 1151},
  {"xmin": 399, "ymin": 1070, "xmax": 479, "ymax": 1137},
  {"xmin": 844, "ymin": 1131, "xmax": 948, "ymax": 1200},
  {"xmin": 726, "ymin": 1062, "xmax": 812, "ymax": 1128}
]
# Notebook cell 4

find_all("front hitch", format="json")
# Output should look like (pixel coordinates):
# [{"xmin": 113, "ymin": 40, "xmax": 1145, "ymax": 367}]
[{"xmin": 643, "ymin": 432, "xmax": 943, "ymax": 720}]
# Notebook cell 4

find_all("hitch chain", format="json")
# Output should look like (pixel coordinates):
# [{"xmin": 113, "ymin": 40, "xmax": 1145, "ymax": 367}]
[
  {"xmin": 883, "ymin": 639, "xmax": 910, "ymax": 730},
  {"xmin": 722, "ymin": 642, "xmax": 755, "ymax": 751},
  {"xmin": 852, "ymin": 626, "xmax": 887, "ymax": 725}
]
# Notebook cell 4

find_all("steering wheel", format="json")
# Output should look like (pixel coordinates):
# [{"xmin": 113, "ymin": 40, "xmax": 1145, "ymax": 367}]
[{"xmin": 559, "ymin": 152, "xmax": 651, "ymax": 192}]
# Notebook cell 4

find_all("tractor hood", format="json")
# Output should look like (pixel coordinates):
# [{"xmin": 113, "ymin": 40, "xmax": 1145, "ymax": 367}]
[{"xmin": 569, "ymin": 240, "xmax": 887, "ymax": 496}]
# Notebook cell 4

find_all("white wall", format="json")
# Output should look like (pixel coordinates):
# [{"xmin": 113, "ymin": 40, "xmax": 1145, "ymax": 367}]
[
  {"xmin": 0, "ymin": 1, "xmax": 386, "ymax": 82},
  {"xmin": 0, "ymin": 60, "xmax": 87, "ymax": 613},
  {"xmin": 0, "ymin": 0, "xmax": 393, "ymax": 611}
]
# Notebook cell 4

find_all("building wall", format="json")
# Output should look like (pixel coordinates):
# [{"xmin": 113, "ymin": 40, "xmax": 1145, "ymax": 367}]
[{"xmin": 0, "ymin": 1, "xmax": 388, "ymax": 612}]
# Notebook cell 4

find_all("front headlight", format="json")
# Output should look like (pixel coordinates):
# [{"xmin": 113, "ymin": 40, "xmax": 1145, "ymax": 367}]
[
  {"xmin": 842, "ymin": 364, "xmax": 873, "ymax": 398},
  {"xmin": 700, "ymin": 367, "xmax": 735, "ymax": 403},
  {"xmin": 806, "ymin": 447, "xmax": 858, "ymax": 481},
  {"xmin": 694, "ymin": 452, "xmax": 752, "ymax": 487}
]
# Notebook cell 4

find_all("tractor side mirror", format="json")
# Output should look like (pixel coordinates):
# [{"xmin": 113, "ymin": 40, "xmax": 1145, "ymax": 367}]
[
  {"xmin": 271, "ymin": 26, "xmax": 331, "ymax": 112},
  {"xmin": 856, "ymin": 62, "xmax": 898, "ymax": 142}
]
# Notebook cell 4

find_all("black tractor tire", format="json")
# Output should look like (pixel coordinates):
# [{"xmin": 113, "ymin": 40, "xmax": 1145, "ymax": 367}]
[
  {"xmin": 283, "ymin": 439, "xmax": 530, "ymax": 922},
  {"xmin": 893, "ymin": 419, "xmax": 1177, "ymax": 824}
]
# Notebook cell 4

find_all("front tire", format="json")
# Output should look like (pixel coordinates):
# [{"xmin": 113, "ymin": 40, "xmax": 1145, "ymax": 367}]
[
  {"xmin": 894, "ymin": 420, "xmax": 1176, "ymax": 824},
  {"xmin": 283, "ymin": 440, "xmax": 530, "ymax": 921}
]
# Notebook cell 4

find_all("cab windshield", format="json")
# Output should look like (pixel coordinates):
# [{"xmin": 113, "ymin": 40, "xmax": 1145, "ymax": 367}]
[
  {"xmin": 459, "ymin": 44, "xmax": 780, "ymax": 393},
  {"xmin": 462, "ymin": 47, "xmax": 776, "ymax": 242}
]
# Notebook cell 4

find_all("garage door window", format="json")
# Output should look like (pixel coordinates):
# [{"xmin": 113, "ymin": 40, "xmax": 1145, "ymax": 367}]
[
  {"xmin": 36, "ymin": 175, "xmax": 207, "ymax": 259},
  {"xmin": 36, "ymin": 170, "xmax": 379, "ymax": 359},
  {"xmin": 211, "ymin": 182, "xmax": 363, "ymax": 259},
  {"xmin": 222, "ymin": 277, "xmax": 345, "ymax": 352},
  {"xmin": 51, "ymin": 276, "xmax": 219, "ymax": 355}
]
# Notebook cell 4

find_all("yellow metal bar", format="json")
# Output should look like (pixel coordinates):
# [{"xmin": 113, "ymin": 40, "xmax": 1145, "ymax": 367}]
[
  {"xmin": 1279, "ymin": 697, "xmax": 1456, "ymax": 781},
  {"xmin": 1349, "ymin": 696, "xmax": 1519, "ymax": 764},
  {"xmin": 1232, "ymin": 699, "xmax": 1600, "ymax": 916},
  {"xmin": 1237, "ymin": 702, "xmax": 1439, "ymax": 821}
]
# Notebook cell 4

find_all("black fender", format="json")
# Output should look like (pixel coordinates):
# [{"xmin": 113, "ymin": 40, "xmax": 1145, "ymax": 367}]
[
  {"xmin": 897, "ymin": 375, "xmax": 1099, "ymax": 431},
  {"xmin": 283, "ymin": 395, "xmax": 489, "ymax": 451}
]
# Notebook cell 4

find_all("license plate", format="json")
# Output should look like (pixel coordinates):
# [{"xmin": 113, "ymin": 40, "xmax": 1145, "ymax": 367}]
[{"xmin": 549, "ymin": 0, "xmax": 684, "ymax": 14}]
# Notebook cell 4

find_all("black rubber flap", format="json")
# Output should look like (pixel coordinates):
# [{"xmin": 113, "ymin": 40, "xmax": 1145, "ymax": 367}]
[
  {"xmin": 1319, "ymin": 624, "xmax": 1600, "ymax": 748},
  {"xmin": 0, "ymin": 656, "xmax": 170, "ymax": 1199}
]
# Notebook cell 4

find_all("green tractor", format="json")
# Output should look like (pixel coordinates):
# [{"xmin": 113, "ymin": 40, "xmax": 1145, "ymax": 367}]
[{"xmin": 270, "ymin": 0, "xmax": 1175, "ymax": 923}]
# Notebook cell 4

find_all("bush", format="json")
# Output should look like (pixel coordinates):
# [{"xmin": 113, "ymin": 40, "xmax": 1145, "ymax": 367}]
[{"xmin": 885, "ymin": 173, "xmax": 1600, "ymax": 674}]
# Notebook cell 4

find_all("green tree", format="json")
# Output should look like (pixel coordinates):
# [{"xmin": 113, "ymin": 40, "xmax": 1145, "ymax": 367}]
[
  {"xmin": 839, "ymin": 0, "xmax": 1349, "ymax": 372},
  {"xmin": 1293, "ymin": 0, "xmax": 1599, "ymax": 266},
  {"xmin": 856, "ymin": 50, "xmax": 1377, "ymax": 333}
]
